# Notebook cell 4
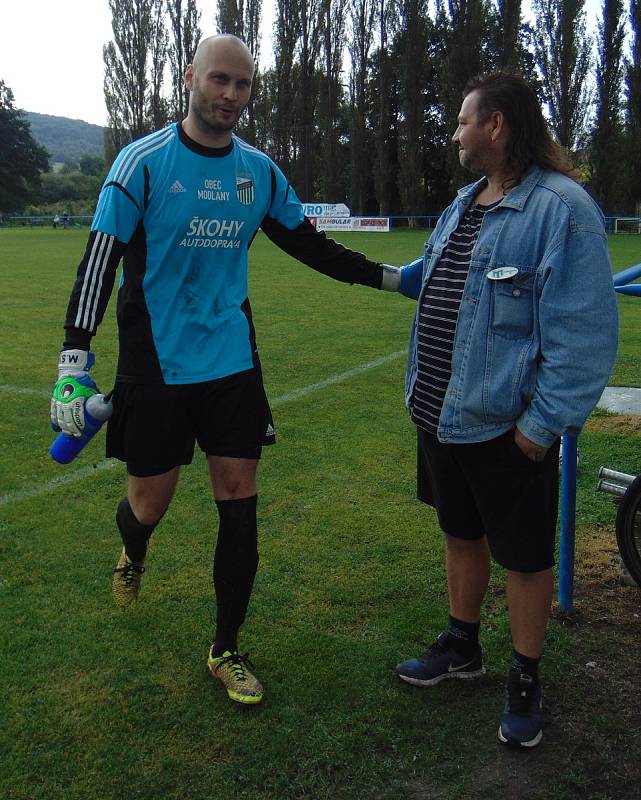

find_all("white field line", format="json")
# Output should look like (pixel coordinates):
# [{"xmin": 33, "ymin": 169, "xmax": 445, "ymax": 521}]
[
  {"xmin": 0, "ymin": 461, "xmax": 120, "ymax": 507},
  {"xmin": 0, "ymin": 384, "xmax": 50, "ymax": 397},
  {"xmin": 270, "ymin": 350, "xmax": 406, "ymax": 406},
  {"xmin": 0, "ymin": 350, "xmax": 407, "ymax": 507}
]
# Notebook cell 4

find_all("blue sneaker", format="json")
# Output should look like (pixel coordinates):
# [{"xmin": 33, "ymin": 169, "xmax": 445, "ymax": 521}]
[
  {"xmin": 498, "ymin": 673, "xmax": 543, "ymax": 748},
  {"xmin": 395, "ymin": 632, "xmax": 485, "ymax": 687}
]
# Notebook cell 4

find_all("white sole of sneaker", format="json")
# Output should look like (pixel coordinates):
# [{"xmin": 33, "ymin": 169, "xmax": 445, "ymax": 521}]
[
  {"xmin": 498, "ymin": 726, "xmax": 543, "ymax": 748},
  {"xmin": 397, "ymin": 666, "xmax": 486, "ymax": 687}
]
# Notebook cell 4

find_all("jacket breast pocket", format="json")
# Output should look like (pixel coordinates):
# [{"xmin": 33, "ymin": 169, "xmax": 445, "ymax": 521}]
[{"xmin": 490, "ymin": 272, "xmax": 535, "ymax": 339}]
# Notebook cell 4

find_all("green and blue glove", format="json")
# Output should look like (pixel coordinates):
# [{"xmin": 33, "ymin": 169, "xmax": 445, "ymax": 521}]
[{"xmin": 50, "ymin": 350, "xmax": 98, "ymax": 437}]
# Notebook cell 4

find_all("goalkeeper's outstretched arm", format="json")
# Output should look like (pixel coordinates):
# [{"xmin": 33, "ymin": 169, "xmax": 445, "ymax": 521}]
[{"xmin": 260, "ymin": 215, "xmax": 400, "ymax": 291}]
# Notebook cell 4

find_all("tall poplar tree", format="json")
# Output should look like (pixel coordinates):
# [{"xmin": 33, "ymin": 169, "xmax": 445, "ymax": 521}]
[
  {"xmin": 216, "ymin": 0, "xmax": 263, "ymax": 144},
  {"xmin": 216, "ymin": 0, "xmax": 243, "ymax": 35},
  {"xmin": 216, "ymin": 0, "xmax": 263, "ymax": 56},
  {"xmin": 319, "ymin": 0, "xmax": 347, "ymax": 201},
  {"xmin": 395, "ymin": 0, "xmax": 430, "ymax": 217},
  {"xmin": 373, "ymin": 0, "xmax": 400, "ymax": 215},
  {"xmin": 167, "ymin": 0, "xmax": 202, "ymax": 121},
  {"xmin": 103, "ymin": 0, "xmax": 168, "ymax": 150},
  {"xmin": 492, "ymin": 0, "xmax": 539, "ymax": 77},
  {"xmin": 296, "ymin": 0, "xmax": 323, "ymax": 199},
  {"xmin": 495, "ymin": 0, "xmax": 521, "ymax": 69},
  {"xmin": 533, "ymin": 0, "xmax": 592, "ymax": 150},
  {"xmin": 347, "ymin": 0, "xmax": 376, "ymax": 213},
  {"xmin": 437, "ymin": 0, "xmax": 491, "ymax": 191},
  {"xmin": 625, "ymin": 0, "xmax": 641, "ymax": 213},
  {"xmin": 590, "ymin": 0, "xmax": 626, "ymax": 212},
  {"xmin": 272, "ymin": 0, "xmax": 300, "ymax": 173},
  {"xmin": 243, "ymin": 0, "xmax": 263, "ymax": 144},
  {"xmin": 147, "ymin": 0, "xmax": 169, "ymax": 130}
]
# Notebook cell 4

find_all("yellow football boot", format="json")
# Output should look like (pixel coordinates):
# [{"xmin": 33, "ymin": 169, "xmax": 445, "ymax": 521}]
[
  {"xmin": 111, "ymin": 548, "xmax": 145, "ymax": 609},
  {"xmin": 207, "ymin": 649, "xmax": 263, "ymax": 704}
]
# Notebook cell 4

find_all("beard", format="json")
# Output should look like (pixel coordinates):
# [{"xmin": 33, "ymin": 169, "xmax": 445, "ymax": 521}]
[
  {"xmin": 459, "ymin": 149, "xmax": 483, "ymax": 175},
  {"xmin": 190, "ymin": 89, "xmax": 241, "ymax": 136}
]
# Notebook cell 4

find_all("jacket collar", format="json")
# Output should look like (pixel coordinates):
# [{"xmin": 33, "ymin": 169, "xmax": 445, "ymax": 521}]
[{"xmin": 456, "ymin": 165, "xmax": 544, "ymax": 211}]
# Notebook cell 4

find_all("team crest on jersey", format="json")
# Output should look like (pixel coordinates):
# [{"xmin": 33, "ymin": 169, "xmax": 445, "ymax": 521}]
[{"xmin": 236, "ymin": 175, "xmax": 254, "ymax": 205}]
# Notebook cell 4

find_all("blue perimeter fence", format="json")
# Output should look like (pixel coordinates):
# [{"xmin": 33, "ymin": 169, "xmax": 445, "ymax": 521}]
[{"xmin": 2, "ymin": 214, "xmax": 640, "ymax": 232}]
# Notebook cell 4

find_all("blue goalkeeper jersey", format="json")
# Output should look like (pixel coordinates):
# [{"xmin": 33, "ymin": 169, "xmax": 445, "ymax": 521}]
[
  {"xmin": 67, "ymin": 124, "xmax": 303, "ymax": 383},
  {"xmin": 64, "ymin": 123, "xmax": 383, "ymax": 384}
]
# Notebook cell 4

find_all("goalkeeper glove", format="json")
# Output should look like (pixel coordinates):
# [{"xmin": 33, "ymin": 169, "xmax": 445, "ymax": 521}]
[{"xmin": 50, "ymin": 350, "xmax": 98, "ymax": 437}]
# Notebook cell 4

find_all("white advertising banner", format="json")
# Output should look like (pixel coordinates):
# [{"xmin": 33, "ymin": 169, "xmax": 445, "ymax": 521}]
[
  {"xmin": 303, "ymin": 202, "xmax": 351, "ymax": 217},
  {"xmin": 351, "ymin": 217, "xmax": 390, "ymax": 232},
  {"xmin": 314, "ymin": 217, "xmax": 354, "ymax": 231},
  {"xmin": 312, "ymin": 216, "xmax": 390, "ymax": 233}
]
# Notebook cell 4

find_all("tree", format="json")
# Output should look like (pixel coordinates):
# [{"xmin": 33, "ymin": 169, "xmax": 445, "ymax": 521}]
[
  {"xmin": 437, "ymin": 0, "xmax": 493, "ymax": 192},
  {"xmin": 216, "ymin": 0, "xmax": 244, "ymax": 36},
  {"xmin": 103, "ymin": 0, "xmax": 168, "ymax": 152},
  {"xmin": 347, "ymin": 0, "xmax": 376, "ymax": 213},
  {"xmin": 296, "ymin": 0, "xmax": 323, "ymax": 199},
  {"xmin": 318, "ymin": 0, "xmax": 347, "ymax": 201},
  {"xmin": 216, "ymin": 0, "xmax": 262, "ymax": 59},
  {"xmin": 79, "ymin": 155, "xmax": 106, "ymax": 176},
  {"xmin": 373, "ymin": 0, "xmax": 400, "ymax": 215},
  {"xmin": 271, "ymin": 0, "xmax": 300, "ymax": 174},
  {"xmin": 489, "ymin": 0, "xmax": 538, "ymax": 79},
  {"xmin": 590, "ymin": 0, "xmax": 626, "ymax": 212},
  {"xmin": 0, "ymin": 80, "xmax": 49, "ymax": 213},
  {"xmin": 147, "ymin": 0, "xmax": 170, "ymax": 131},
  {"xmin": 395, "ymin": 0, "xmax": 430, "ymax": 217},
  {"xmin": 216, "ymin": 0, "xmax": 263, "ymax": 144},
  {"xmin": 167, "ymin": 0, "xmax": 202, "ymax": 121},
  {"xmin": 37, "ymin": 171, "xmax": 102, "ymax": 207},
  {"xmin": 625, "ymin": 0, "xmax": 641, "ymax": 213},
  {"xmin": 533, "ymin": 0, "xmax": 592, "ymax": 150},
  {"xmin": 495, "ymin": 0, "xmax": 521, "ymax": 69}
]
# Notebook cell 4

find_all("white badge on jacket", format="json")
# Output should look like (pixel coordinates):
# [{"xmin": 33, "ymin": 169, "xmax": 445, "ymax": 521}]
[{"xmin": 487, "ymin": 267, "xmax": 519, "ymax": 281}]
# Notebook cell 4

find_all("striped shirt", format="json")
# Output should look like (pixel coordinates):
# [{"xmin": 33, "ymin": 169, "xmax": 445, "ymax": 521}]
[{"xmin": 411, "ymin": 202, "xmax": 497, "ymax": 434}]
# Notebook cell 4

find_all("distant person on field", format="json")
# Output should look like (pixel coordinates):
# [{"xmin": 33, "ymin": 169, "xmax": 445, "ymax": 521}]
[
  {"xmin": 393, "ymin": 73, "xmax": 618, "ymax": 748},
  {"xmin": 53, "ymin": 214, "xmax": 60, "ymax": 229},
  {"xmin": 49, "ymin": 35, "xmax": 400, "ymax": 706},
  {"xmin": 62, "ymin": 213, "xmax": 69, "ymax": 229}
]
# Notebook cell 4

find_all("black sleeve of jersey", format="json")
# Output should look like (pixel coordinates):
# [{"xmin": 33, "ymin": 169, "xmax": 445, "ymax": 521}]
[
  {"xmin": 260, "ymin": 215, "xmax": 384, "ymax": 289},
  {"xmin": 62, "ymin": 230, "xmax": 126, "ymax": 349}
]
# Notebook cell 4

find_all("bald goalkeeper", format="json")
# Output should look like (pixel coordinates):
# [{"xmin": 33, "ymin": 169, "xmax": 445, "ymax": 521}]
[{"xmin": 50, "ymin": 34, "xmax": 400, "ymax": 705}]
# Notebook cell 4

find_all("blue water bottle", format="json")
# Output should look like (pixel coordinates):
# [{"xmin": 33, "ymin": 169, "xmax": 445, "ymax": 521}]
[{"xmin": 50, "ymin": 393, "xmax": 114, "ymax": 464}]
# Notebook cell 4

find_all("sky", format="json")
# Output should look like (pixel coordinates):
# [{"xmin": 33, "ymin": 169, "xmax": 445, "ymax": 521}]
[
  {"xmin": 0, "ymin": 0, "xmax": 272, "ymax": 126},
  {"xmin": 1, "ymin": 0, "xmax": 605, "ymax": 128}
]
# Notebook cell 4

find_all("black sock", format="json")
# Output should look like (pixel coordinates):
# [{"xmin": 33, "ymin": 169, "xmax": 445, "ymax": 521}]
[
  {"xmin": 212, "ymin": 495, "xmax": 259, "ymax": 657},
  {"xmin": 116, "ymin": 498, "xmax": 157, "ymax": 563},
  {"xmin": 444, "ymin": 615, "xmax": 480, "ymax": 656},
  {"xmin": 509, "ymin": 649, "xmax": 540, "ymax": 684}
]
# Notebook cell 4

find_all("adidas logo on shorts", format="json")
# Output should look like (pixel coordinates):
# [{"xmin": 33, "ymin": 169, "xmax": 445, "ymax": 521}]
[{"xmin": 266, "ymin": 423, "xmax": 275, "ymax": 437}]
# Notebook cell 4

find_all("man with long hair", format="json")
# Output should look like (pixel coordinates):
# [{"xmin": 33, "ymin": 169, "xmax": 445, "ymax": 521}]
[{"xmin": 393, "ymin": 73, "xmax": 617, "ymax": 747}]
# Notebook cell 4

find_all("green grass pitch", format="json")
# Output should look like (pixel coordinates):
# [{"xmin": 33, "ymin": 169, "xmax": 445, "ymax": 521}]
[{"xmin": 0, "ymin": 226, "xmax": 639, "ymax": 799}]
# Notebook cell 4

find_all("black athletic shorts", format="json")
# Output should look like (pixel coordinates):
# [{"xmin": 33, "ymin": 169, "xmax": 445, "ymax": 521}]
[
  {"xmin": 416, "ymin": 427, "xmax": 561, "ymax": 572},
  {"xmin": 106, "ymin": 367, "xmax": 275, "ymax": 477}
]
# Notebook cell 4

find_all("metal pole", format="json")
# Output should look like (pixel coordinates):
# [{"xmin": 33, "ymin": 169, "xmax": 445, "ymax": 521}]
[
  {"xmin": 596, "ymin": 479, "xmax": 627, "ymax": 497},
  {"xmin": 558, "ymin": 433, "xmax": 578, "ymax": 613},
  {"xmin": 598, "ymin": 467, "xmax": 636, "ymax": 487}
]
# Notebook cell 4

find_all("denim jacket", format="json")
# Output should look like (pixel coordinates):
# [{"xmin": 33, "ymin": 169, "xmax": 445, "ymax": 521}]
[{"xmin": 400, "ymin": 166, "xmax": 619, "ymax": 447}]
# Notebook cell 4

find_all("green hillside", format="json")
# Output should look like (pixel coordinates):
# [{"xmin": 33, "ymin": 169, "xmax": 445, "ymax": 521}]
[{"xmin": 25, "ymin": 112, "xmax": 104, "ymax": 166}]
